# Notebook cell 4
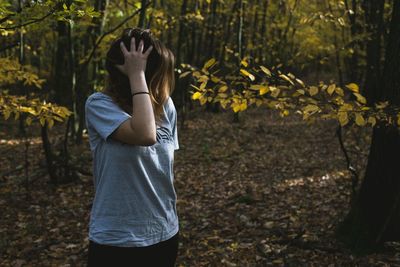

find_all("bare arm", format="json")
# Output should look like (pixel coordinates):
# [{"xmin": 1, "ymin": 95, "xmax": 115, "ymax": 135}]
[{"xmin": 110, "ymin": 37, "xmax": 156, "ymax": 146}]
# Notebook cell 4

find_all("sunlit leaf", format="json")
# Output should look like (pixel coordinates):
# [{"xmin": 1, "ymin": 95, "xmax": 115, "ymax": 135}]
[
  {"xmin": 260, "ymin": 66, "xmax": 271, "ymax": 76},
  {"xmin": 192, "ymin": 92, "xmax": 202, "ymax": 100},
  {"xmin": 179, "ymin": 71, "xmax": 191, "ymax": 78},
  {"xmin": 338, "ymin": 111, "xmax": 349, "ymax": 126},
  {"xmin": 327, "ymin": 84, "xmax": 336, "ymax": 95},
  {"xmin": 219, "ymin": 85, "xmax": 228, "ymax": 93},
  {"xmin": 203, "ymin": 58, "xmax": 216, "ymax": 70},
  {"xmin": 240, "ymin": 69, "xmax": 255, "ymax": 81},
  {"xmin": 355, "ymin": 113, "xmax": 366, "ymax": 126},
  {"xmin": 353, "ymin": 93, "xmax": 367, "ymax": 104},
  {"xmin": 368, "ymin": 116, "xmax": 377, "ymax": 127},
  {"xmin": 346, "ymin": 83, "xmax": 359, "ymax": 93},
  {"xmin": 309, "ymin": 86, "xmax": 318, "ymax": 96}
]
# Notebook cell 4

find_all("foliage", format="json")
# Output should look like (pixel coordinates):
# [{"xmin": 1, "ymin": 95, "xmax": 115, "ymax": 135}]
[
  {"xmin": 187, "ymin": 58, "xmax": 400, "ymax": 128},
  {"xmin": 0, "ymin": 58, "xmax": 71, "ymax": 128}
]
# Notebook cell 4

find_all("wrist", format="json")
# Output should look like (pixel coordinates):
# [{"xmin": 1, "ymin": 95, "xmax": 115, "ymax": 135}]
[{"xmin": 128, "ymin": 71, "xmax": 145, "ymax": 79}]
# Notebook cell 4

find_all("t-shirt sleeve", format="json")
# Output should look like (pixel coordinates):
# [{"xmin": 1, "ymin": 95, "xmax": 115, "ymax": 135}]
[
  {"xmin": 168, "ymin": 98, "xmax": 179, "ymax": 150},
  {"xmin": 85, "ymin": 95, "xmax": 131, "ymax": 141}
]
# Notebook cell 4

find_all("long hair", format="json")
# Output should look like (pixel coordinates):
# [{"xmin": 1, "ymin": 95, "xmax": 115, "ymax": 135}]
[{"xmin": 104, "ymin": 28, "xmax": 175, "ymax": 122}]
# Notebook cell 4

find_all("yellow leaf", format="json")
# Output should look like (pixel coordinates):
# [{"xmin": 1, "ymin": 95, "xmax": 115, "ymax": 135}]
[
  {"xmin": 203, "ymin": 58, "xmax": 216, "ymax": 70},
  {"xmin": 270, "ymin": 87, "xmax": 280, "ymax": 98},
  {"xmin": 240, "ymin": 102, "xmax": 247, "ymax": 111},
  {"xmin": 211, "ymin": 76, "xmax": 220, "ymax": 83},
  {"xmin": 256, "ymin": 99, "xmax": 263, "ymax": 107},
  {"xmin": 353, "ymin": 93, "xmax": 367, "ymax": 104},
  {"xmin": 14, "ymin": 111, "xmax": 20, "ymax": 120},
  {"xmin": 249, "ymin": 85, "xmax": 261, "ymax": 90},
  {"xmin": 335, "ymin": 87, "xmax": 344, "ymax": 96},
  {"xmin": 26, "ymin": 116, "xmax": 32, "ymax": 126},
  {"xmin": 199, "ymin": 97, "xmax": 207, "ymax": 105},
  {"xmin": 338, "ymin": 111, "xmax": 349, "ymax": 126},
  {"xmin": 179, "ymin": 71, "xmax": 191, "ymax": 78},
  {"xmin": 193, "ymin": 71, "xmax": 201, "ymax": 77},
  {"xmin": 346, "ymin": 83, "xmax": 359, "ymax": 93},
  {"xmin": 47, "ymin": 118, "xmax": 54, "ymax": 129},
  {"xmin": 240, "ymin": 59, "xmax": 248, "ymax": 67},
  {"xmin": 279, "ymin": 74, "xmax": 294, "ymax": 85},
  {"xmin": 303, "ymin": 104, "xmax": 319, "ymax": 113},
  {"xmin": 309, "ymin": 86, "xmax": 318, "ymax": 96},
  {"xmin": 240, "ymin": 69, "xmax": 255, "ymax": 81},
  {"xmin": 39, "ymin": 117, "xmax": 46, "ymax": 126},
  {"xmin": 376, "ymin": 101, "xmax": 389, "ymax": 109},
  {"xmin": 232, "ymin": 103, "xmax": 241, "ymax": 113},
  {"xmin": 281, "ymin": 110, "xmax": 289, "ymax": 116},
  {"xmin": 219, "ymin": 85, "xmax": 228, "ymax": 93},
  {"xmin": 220, "ymin": 100, "xmax": 229, "ymax": 109},
  {"xmin": 296, "ymin": 89, "xmax": 305, "ymax": 95},
  {"xmin": 368, "ymin": 116, "xmax": 377, "ymax": 127},
  {"xmin": 260, "ymin": 66, "xmax": 271, "ymax": 76},
  {"xmin": 199, "ymin": 81, "xmax": 207, "ymax": 90},
  {"xmin": 3, "ymin": 110, "xmax": 11, "ymax": 120},
  {"xmin": 192, "ymin": 92, "xmax": 202, "ymax": 100},
  {"xmin": 327, "ymin": 84, "xmax": 336, "ymax": 95},
  {"xmin": 260, "ymin": 86, "xmax": 269, "ymax": 95},
  {"xmin": 295, "ymin": 78, "xmax": 305, "ymax": 87},
  {"xmin": 198, "ymin": 75, "xmax": 209, "ymax": 83},
  {"xmin": 355, "ymin": 113, "xmax": 366, "ymax": 126}
]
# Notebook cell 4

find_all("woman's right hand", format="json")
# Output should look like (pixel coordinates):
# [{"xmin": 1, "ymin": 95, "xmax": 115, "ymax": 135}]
[{"xmin": 115, "ymin": 37, "xmax": 153, "ymax": 77}]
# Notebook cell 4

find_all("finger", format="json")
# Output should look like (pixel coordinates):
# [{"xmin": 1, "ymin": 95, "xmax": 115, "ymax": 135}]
[
  {"xmin": 130, "ymin": 37, "xmax": 136, "ymax": 52},
  {"xmin": 143, "ymin": 45, "xmax": 153, "ymax": 57},
  {"xmin": 137, "ymin": 40, "xmax": 144, "ymax": 53},
  {"xmin": 120, "ymin": 42, "xmax": 128, "ymax": 56}
]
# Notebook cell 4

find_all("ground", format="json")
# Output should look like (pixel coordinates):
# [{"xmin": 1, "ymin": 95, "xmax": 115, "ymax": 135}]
[{"xmin": 1, "ymin": 107, "xmax": 400, "ymax": 266}]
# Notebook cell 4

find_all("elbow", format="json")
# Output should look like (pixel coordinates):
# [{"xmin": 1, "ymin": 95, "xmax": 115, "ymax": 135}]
[
  {"xmin": 142, "ymin": 137, "xmax": 157, "ymax": 146},
  {"xmin": 141, "ymin": 132, "xmax": 157, "ymax": 146}
]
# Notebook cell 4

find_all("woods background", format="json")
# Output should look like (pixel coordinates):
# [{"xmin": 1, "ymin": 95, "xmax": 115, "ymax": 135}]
[{"xmin": 1, "ymin": 0, "xmax": 400, "ymax": 266}]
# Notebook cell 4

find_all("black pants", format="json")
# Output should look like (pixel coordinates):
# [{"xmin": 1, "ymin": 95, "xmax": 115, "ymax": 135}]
[{"xmin": 87, "ymin": 232, "xmax": 179, "ymax": 267}]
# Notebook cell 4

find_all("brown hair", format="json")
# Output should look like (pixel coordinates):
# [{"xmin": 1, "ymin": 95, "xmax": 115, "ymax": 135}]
[{"xmin": 104, "ymin": 28, "xmax": 175, "ymax": 122}]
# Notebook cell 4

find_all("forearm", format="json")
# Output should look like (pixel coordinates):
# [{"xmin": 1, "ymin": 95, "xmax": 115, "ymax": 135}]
[{"xmin": 128, "ymin": 72, "xmax": 156, "ymax": 142}]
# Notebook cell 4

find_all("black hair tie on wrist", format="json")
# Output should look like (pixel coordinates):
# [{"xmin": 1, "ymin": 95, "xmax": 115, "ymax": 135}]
[{"xmin": 131, "ymin": 91, "xmax": 150, "ymax": 97}]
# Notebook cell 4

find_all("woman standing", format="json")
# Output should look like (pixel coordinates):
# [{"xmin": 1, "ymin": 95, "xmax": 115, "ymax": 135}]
[{"xmin": 85, "ymin": 28, "xmax": 179, "ymax": 267}]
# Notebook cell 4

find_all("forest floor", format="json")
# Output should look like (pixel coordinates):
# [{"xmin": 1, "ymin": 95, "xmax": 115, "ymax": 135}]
[{"xmin": 1, "ymin": 106, "xmax": 400, "ymax": 266}]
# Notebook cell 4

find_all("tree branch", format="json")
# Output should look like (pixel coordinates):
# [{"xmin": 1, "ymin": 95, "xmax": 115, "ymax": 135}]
[
  {"xmin": 80, "ymin": 1, "xmax": 152, "ymax": 71},
  {"xmin": 336, "ymin": 125, "xmax": 359, "ymax": 199},
  {"xmin": 0, "ymin": 5, "xmax": 60, "ymax": 30}
]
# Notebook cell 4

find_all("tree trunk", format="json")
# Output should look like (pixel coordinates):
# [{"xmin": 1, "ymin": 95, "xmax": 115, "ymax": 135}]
[
  {"xmin": 338, "ymin": 0, "xmax": 400, "ymax": 250},
  {"xmin": 362, "ymin": 0, "xmax": 385, "ymax": 103},
  {"xmin": 138, "ymin": 0, "xmax": 148, "ymax": 28}
]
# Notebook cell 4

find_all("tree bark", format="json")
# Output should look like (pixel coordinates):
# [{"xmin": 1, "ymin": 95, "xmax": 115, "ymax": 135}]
[
  {"xmin": 362, "ymin": 0, "xmax": 385, "ymax": 103},
  {"xmin": 339, "ymin": 0, "xmax": 400, "ymax": 249}
]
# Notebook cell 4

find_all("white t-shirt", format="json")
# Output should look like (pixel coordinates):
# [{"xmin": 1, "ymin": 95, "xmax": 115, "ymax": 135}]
[{"xmin": 85, "ymin": 92, "xmax": 179, "ymax": 247}]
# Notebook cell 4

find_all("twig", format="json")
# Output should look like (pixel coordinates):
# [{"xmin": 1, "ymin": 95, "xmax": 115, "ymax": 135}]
[
  {"xmin": 80, "ymin": 1, "xmax": 152, "ymax": 71},
  {"xmin": 336, "ymin": 125, "xmax": 359, "ymax": 199},
  {"xmin": 0, "ymin": 4, "xmax": 61, "ymax": 30}
]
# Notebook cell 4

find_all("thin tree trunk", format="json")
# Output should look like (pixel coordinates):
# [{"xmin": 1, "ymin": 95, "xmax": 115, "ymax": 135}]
[{"xmin": 138, "ymin": 0, "xmax": 148, "ymax": 28}]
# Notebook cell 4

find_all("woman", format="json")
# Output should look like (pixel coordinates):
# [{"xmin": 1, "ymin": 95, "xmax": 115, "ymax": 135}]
[{"xmin": 84, "ymin": 28, "xmax": 179, "ymax": 267}]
